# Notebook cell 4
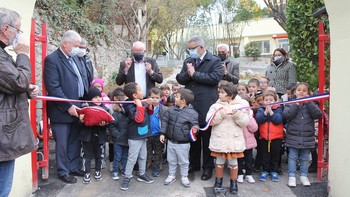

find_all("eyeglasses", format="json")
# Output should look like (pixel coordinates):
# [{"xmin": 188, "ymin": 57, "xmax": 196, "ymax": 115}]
[
  {"xmin": 187, "ymin": 45, "xmax": 199, "ymax": 51},
  {"xmin": 7, "ymin": 24, "xmax": 23, "ymax": 35}
]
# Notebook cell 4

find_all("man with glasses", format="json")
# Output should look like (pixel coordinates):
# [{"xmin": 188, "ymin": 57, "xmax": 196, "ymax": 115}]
[
  {"xmin": 176, "ymin": 36, "xmax": 223, "ymax": 181},
  {"xmin": 217, "ymin": 43, "xmax": 239, "ymax": 84},
  {"xmin": 0, "ymin": 7, "xmax": 38, "ymax": 196},
  {"xmin": 44, "ymin": 30, "xmax": 90, "ymax": 184}
]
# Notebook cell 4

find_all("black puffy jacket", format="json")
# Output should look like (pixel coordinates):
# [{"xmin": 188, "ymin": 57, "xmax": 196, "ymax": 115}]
[
  {"xmin": 160, "ymin": 104, "xmax": 198, "ymax": 143},
  {"xmin": 108, "ymin": 104, "xmax": 129, "ymax": 146}
]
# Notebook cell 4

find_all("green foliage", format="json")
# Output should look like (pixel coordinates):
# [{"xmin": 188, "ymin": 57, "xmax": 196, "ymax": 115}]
[
  {"xmin": 35, "ymin": 0, "xmax": 113, "ymax": 46},
  {"xmin": 244, "ymin": 42, "xmax": 261, "ymax": 60},
  {"xmin": 286, "ymin": 0, "xmax": 329, "ymax": 91}
]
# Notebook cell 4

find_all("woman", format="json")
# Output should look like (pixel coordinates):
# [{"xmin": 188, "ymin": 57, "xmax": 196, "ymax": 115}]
[{"xmin": 265, "ymin": 48, "xmax": 297, "ymax": 98}]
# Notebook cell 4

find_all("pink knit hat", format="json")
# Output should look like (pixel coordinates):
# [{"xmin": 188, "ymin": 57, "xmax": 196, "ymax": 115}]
[{"xmin": 91, "ymin": 78, "xmax": 105, "ymax": 91}]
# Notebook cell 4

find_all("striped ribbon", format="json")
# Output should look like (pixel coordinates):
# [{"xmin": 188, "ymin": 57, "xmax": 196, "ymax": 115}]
[{"xmin": 35, "ymin": 93, "xmax": 329, "ymax": 142}]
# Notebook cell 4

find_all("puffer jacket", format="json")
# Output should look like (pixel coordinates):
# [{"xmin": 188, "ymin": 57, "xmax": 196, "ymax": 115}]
[
  {"xmin": 160, "ymin": 104, "xmax": 198, "ymax": 143},
  {"xmin": 207, "ymin": 99, "xmax": 249, "ymax": 153},
  {"xmin": 107, "ymin": 104, "xmax": 128, "ymax": 146},
  {"xmin": 243, "ymin": 109, "xmax": 258, "ymax": 149},
  {"xmin": 256, "ymin": 105, "xmax": 284, "ymax": 141},
  {"xmin": 283, "ymin": 102, "xmax": 322, "ymax": 149},
  {"xmin": 0, "ymin": 46, "xmax": 37, "ymax": 162}
]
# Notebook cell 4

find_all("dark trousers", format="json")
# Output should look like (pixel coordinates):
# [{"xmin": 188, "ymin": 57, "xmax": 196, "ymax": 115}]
[
  {"xmin": 147, "ymin": 135, "xmax": 164, "ymax": 169},
  {"xmin": 109, "ymin": 143, "xmax": 114, "ymax": 162},
  {"xmin": 254, "ymin": 133, "xmax": 262, "ymax": 169},
  {"xmin": 51, "ymin": 122, "xmax": 81, "ymax": 177},
  {"xmin": 189, "ymin": 127, "xmax": 214, "ymax": 170},
  {"xmin": 261, "ymin": 139, "xmax": 282, "ymax": 173},
  {"xmin": 82, "ymin": 134, "xmax": 102, "ymax": 173},
  {"xmin": 238, "ymin": 148, "xmax": 253, "ymax": 175}
]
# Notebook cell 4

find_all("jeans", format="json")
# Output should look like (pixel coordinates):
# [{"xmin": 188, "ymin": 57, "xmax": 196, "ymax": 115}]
[
  {"xmin": 0, "ymin": 160, "xmax": 15, "ymax": 197},
  {"xmin": 113, "ymin": 144, "xmax": 128, "ymax": 174},
  {"xmin": 288, "ymin": 147, "xmax": 311, "ymax": 177}
]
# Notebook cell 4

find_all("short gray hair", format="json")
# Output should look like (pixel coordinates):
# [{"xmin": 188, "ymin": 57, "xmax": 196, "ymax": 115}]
[
  {"xmin": 80, "ymin": 38, "xmax": 88, "ymax": 45},
  {"xmin": 188, "ymin": 35, "xmax": 205, "ymax": 47},
  {"xmin": 132, "ymin": 41, "xmax": 146, "ymax": 50},
  {"xmin": 60, "ymin": 30, "xmax": 81, "ymax": 45},
  {"xmin": 0, "ymin": 7, "xmax": 21, "ymax": 28},
  {"xmin": 217, "ymin": 43, "xmax": 229, "ymax": 52}
]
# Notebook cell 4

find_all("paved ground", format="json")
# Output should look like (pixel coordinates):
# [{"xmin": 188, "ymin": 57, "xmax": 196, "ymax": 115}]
[{"xmin": 32, "ymin": 140, "xmax": 327, "ymax": 197}]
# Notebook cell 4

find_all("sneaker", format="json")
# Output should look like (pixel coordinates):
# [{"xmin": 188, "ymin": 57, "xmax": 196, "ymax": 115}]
[
  {"xmin": 271, "ymin": 172, "xmax": 279, "ymax": 182},
  {"xmin": 245, "ymin": 175, "xmax": 255, "ymax": 183},
  {"xmin": 300, "ymin": 176, "xmax": 311, "ymax": 187},
  {"xmin": 94, "ymin": 171, "xmax": 102, "ymax": 181},
  {"xmin": 120, "ymin": 178, "xmax": 130, "ymax": 191},
  {"xmin": 259, "ymin": 171, "xmax": 268, "ymax": 182},
  {"xmin": 83, "ymin": 173, "xmax": 91, "ymax": 184},
  {"xmin": 237, "ymin": 175, "xmax": 244, "ymax": 183},
  {"xmin": 288, "ymin": 177, "xmax": 296, "ymax": 187},
  {"xmin": 152, "ymin": 167, "xmax": 160, "ymax": 177},
  {"xmin": 181, "ymin": 176, "xmax": 191, "ymax": 188},
  {"xmin": 164, "ymin": 175, "xmax": 176, "ymax": 185},
  {"xmin": 137, "ymin": 174, "xmax": 154, "ymax": 183},
  {"xmin": 112, "ymin": 172, "xmax": 120, "ymax": 180}
]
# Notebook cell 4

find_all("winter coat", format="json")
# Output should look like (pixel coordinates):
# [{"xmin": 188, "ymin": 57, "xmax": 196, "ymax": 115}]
[
  {"xmin": 160, "ymin": 104, "xmax": 198, "ymax": 143},
  {"xmin": 256, "ymin": 105, "xmax": 284, "ymax": 141},
  {"xmin": 266, "ymin": 60, "xmax": 297, "ymax": 95},
  {"xmin": 283, "ymin": 102, "xmax": 322, "ymax": 149},
  {"xmin": 176, "ymin": 51, "xmax": 223, "ymax": 126},
  {"xmin": 222, "ymin": 57, "xmax": 239, "ymax": 84},
  {"xmin": 79, "ymin": 105, "xmax": 108, "ymax": 144},
  {"xmin": 107, "ymin": 104, "xmax": 129, "ymax": 146},
  {"xmin": 0, "ymin": 46, "xmax": 37, "ymax": 162},
  {"xmin": 150, "ymin": 105, "xmax": 167, "ymax": 136},
  {"xmin": 123, "ymin": 101, "xmax": 152, "ymax": 140},
  {"xmin": 243, "ymin": 110, "xmax": 259, "ymax": 149},
  {"xmin": 207, "ymin": 99, "xmax": 249, "ymax": 153}
]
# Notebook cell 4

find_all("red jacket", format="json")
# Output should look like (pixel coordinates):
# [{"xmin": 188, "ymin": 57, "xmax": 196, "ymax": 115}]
[{"xmin": 256, "ymin": 105, "xmax": 284, "ymax": 141}]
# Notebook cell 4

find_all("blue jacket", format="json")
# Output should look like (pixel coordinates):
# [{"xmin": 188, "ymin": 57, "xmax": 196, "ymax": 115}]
[{"xmin": 149, "ymin": 105, "xmax": 167, "ymax": 136}]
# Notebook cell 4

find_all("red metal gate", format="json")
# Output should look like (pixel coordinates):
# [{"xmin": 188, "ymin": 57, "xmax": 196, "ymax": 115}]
[{"xmin": 30, "ymin": 19, "xmax": 49, "ymax": 190}]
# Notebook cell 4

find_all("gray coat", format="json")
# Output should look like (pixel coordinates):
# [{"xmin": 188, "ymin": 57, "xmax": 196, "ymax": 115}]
[
  {"xmin": 283, "ymin": 102, "xmax": 322, "ymax": 149},
  {"xmin": 222, "ymin": 58, "xmax": 239, "ymax": 84},
  {"xmin": 0, "ymin": 47, "xmax": 37, "ymax": 162},
  {"xmin": 160, "ymin": 105, "xmax": 198, "ymax": 143},
  {"xmin": 266, "ymin": 60, "xmax": 297, "ymax": 95}
]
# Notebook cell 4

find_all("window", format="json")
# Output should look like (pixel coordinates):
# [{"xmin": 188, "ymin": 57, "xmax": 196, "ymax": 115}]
[
  {"xmin": 255, "ymin": 40, "xmax": 270, "ymax": 54},
  {"xmin": 278, "ymin": 39, "xmax": 290, "ymax": 52}
]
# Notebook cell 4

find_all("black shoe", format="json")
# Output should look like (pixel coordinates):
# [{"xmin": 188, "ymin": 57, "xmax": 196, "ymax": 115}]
[
  {"xmin": 70, "ymin": 170, "xmax": 84, "ymax": 177},
  {"xmin": 230, "ymin": 180, "xmax": 238, "ymax": 195},
  {"xmin": 59, "ymin": 174, "xmax": 77, "ymax": 184},
  {"xmin": 201, "ymin": 169, "xmax": 212, "ymax": 180},
  {"xmin": 214, "ymin": 178, "xmax": 223, "ymax": 189},
  {"xmin": 188, "ymin": 166, "xmax": 200, "ymax": 174}
]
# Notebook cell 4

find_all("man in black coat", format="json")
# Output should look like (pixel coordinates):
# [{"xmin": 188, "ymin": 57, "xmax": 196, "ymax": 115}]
[
  {"xmin": 77, "ymin": 38, "xmax": 94, "ymax": 87},
  {"xmin": 176, "ymin": 36, "xmax": 223, "ymax": 180},
  {"xmin": 115, "ymin": 41, "xmax": 163, "ymax": 97},
  {"xmin": 217, "ymin": 43, "xmax": 239, "ymax": 84},
  {"xmin": 44, "ymin": 30, "xmax": 89, "ymax": 184}
]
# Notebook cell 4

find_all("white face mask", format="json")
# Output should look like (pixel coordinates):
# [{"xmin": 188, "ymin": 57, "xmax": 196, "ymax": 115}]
[
  {"xmin": 69, "ymin": 47, "xmax": 80, "ymax": 56},
  {"xmin": 273, "ymin": 56, "xmax": 283, "ymax": 61},
  {"xmin": 77, "ymin": 48, "xmax": 87, "ymax": 58}
]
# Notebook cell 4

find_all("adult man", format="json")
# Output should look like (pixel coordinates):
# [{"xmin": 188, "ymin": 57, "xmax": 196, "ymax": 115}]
[
  {"xmin": 44, "ymin": 30, "xmax": 89, "ymax": 184},
  {"xmin": 176, "ymin": 36, "xmax": 223, "ymax": 180},
  {"xmin": 115, "ymin": 41, "xmax": 163, "ymax": 97},
  {"xmin": 77, "ymin": 38, "xmax": 94, "ymax": 87},
  {"xmin": 217, "ymin": 43, "xmax": 239, "ymax": 84},
  {"xmin": 0, "ymin": 7, "xmax": 38, "ymax": 196}
]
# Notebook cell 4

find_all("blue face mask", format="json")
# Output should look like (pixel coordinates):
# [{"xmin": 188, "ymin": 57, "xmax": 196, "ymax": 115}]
[
  {"xmin": 4, "ymin": 32, "xmax": 19, "ymax": 46},
  {"xmin": 189, "ymin": 49, "xmax": 200, "ymax": 59},
  {"xmin": 69, "ymin": 47, "xmax": 80, "ymax": 56}
]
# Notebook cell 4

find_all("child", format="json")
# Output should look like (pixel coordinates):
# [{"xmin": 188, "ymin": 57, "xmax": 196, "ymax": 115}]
[
  {"xmin": 283, "ymin": 82, "xmax": 322, "ymax": 187},
  {"xmin": 160, "ymin": 88, "xmax": 198, "ymax": 188},
  {"xmin": 120, "ymin": 82, "xmax": 154, "ymax": 191},
  {"xmin": 259, "ymin": 76, "xmax": 276, "ymax": 92},
  {"xmin": 237, "ymin": 82, "xmax": 248, "ymax": 96},
  {"xmin": 255, "ymin": 90, "xmax": 284, "ymax": 182},
  {"xmin": 247, "ymin": 78, "xmax": 261, "ymax": 98},
  {"xmin": 171, "ymin": 83, "xmax": 181, "ymax": 95},
  {"xmin": 281, "ymin": 83, "xmax": 296, "ymax": 102},
  {"xmin": 207, "ymin": 83, "xmax": 249, "ymax": 195},
  {"xmin": 107, "ymin": 88, "xmax": 129, "ymax": 180},
  {"xmin": 237, "ymin": 94, "xmax": 258, "ymax": 184},
  {"xmin": 147, "ymin": 87, "xmax": 167, "ymax": 177},
  {"xmin": 160, "ymin": 84, "xmax": 171, "ymax": 106},
  {"xmin": 79, "ymin": 87, "xmax": 108, "ymax": 184}
]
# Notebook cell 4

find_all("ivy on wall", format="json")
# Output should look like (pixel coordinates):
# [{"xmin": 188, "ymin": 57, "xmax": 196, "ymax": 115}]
[{"xmin": 286, "ymin": 0, "xmax": 329, "ymax": 91}]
